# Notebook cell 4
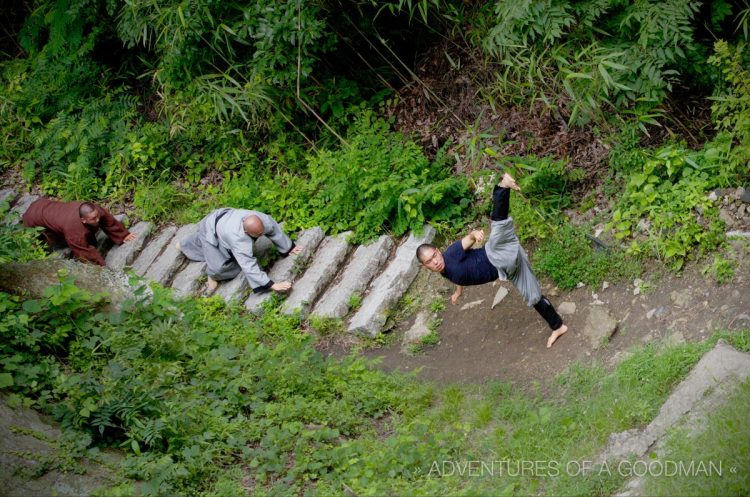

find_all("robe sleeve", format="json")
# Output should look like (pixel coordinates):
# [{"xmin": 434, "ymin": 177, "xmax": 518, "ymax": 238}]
[
  {"xmin": 263, "ymin": 216, "xmax": 294, "ymax": 256},
  {"xmin": 97, "ymin": 205, "xmax": 130, "ymax": 245},
  {"xmin": 65, "ymin": 232, "xmax": 106, "ymax": 266},
  {"xmin": 232, "ymin": 236, "xmax": 274, "ymax": 293}
]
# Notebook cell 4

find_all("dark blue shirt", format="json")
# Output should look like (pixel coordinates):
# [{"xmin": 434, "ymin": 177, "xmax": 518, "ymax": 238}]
[{"xmin": 441, "ymin": 241, "xmax": 499, "ymax": 286}]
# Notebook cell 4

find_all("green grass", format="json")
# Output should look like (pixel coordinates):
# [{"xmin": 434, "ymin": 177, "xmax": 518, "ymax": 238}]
[
  {"xmin": 642, "ymin": 378, "xmax": 750, "ymax": 496},
  {"xmin": 2, "ymin": 271, "xmax": 749, "ymax": 496},
  {"xmin": 533, "ymin": 223, "xmax": 642, "ymax": 290}
]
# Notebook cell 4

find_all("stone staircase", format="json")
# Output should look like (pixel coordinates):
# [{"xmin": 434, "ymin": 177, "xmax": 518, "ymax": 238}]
[{"xmin": 2, "ymin": 191, "xmax": 435, "ymax": 336}]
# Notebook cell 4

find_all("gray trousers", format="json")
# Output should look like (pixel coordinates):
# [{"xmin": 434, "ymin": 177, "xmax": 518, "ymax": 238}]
[
  {"xmin": 180, "ymin": 231, "xmax": 241, "ymax": 282},
  {"xmin": 484, "ymin": 217, "xmax": 542, "ymax": 306}
]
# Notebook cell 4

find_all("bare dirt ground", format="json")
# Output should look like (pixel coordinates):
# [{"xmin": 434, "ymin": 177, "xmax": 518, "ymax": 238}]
[{"xmin": 330, "ymin": 238, "xmax": 750, "ymax": 390}]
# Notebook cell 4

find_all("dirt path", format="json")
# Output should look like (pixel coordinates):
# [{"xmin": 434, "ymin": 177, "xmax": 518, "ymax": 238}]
[{"xmin": 355, "ymin": 242, "xmax": 749, "ymax": 388}]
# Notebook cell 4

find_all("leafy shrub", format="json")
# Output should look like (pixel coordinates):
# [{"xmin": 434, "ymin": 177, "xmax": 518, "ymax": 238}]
[
  {"xmin": 24, "ymin": 94, "xmax": 139, "ymax": 200},
  {"xmin": 707, "ymin": 40, "xmax": 750, "ymax": 184},
  {"xmin": 0, "ymin": 279, "xmax": 455, "ymax": 496},
  {"xmin": 606, "ymin": 145, "xmax": 725, "ymax": 269},
  {"xmin": 533, "ymin": 224, "xmax": 639, "ymax": 290},
  {"xmin": 0, "ymin": 202, "xmax": 47, "ymax": 263},
  {"xmin": 217, "ymin": 111, "xmax": 472, "ymax": 241},
  {"xmin": 482, "ymin": 0, "xmax": 708, "ymax": 125},
  {"xmin": 133, "ymin": 181, "xmax": 192, "ymax": 223},
  {"xmin": 512, "ymin": 155, "xmax": 584, "ymax": 210}
]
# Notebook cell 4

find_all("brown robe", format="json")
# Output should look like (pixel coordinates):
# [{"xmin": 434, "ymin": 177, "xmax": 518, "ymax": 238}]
[{"xmin": 22, "ymin": 198, "xmax": 130, "ymax": 266}]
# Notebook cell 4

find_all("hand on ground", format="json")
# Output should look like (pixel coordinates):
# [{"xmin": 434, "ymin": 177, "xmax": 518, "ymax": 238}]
[
  {"xmin": 124, "ymin": 233, "xmax": 137, "ymax": 242},
  {"xmin": 272, "ymin": 281, "xmax": 292, "ymax": 292},
  {"xmin": 450, "ymin": 288, "xmax": 463, "ymax": 305},
  {"xmin": 290, "ymin": 245, "xmax": 303, "ymax": 256}
]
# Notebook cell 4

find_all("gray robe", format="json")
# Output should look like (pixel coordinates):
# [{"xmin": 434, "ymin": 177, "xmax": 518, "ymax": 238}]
[
  {"xmin": 485, "ymin": 217, "xmax": 542, "ymax": 307},
  {"xmin": 180, "ymin": 208, "xmax": 293, "ymax": 291}
]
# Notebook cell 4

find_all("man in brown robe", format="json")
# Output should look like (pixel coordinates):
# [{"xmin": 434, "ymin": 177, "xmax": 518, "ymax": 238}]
[{"xmin": 22, "ymin": 198, "xmax": 135, "ymax": 266}]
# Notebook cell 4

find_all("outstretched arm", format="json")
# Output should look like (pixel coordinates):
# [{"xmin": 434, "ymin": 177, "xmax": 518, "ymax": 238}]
[{"xmin": 460, "ymin": 229, "xmax": 484, "ymax": 250}]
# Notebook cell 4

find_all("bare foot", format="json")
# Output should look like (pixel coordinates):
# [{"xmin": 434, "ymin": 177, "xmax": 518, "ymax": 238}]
[
  {"xmin": 206, "ymin": 276, "xmax": 218, "ymax": 294},
  {"xmin": 500, "ymin": 173, "xmax": 521, "ymax": 192},
  {"xmin": 546, "ymin": 324, "xmax": 568, "ymax": 348}
]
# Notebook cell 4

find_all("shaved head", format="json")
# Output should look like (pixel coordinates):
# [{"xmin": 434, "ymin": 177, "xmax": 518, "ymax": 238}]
[
  {"xmin": 79, "ymin": 202, "xmax": 96, "ymax": 217},
  {"xmin": 243, "ymin": 214, "xmax": 264, "ymax": 237},
  {"xmin": 79, "ymin": 202, "xmax": 100, "ymax": 227},
  {"xmin": 416, "ymin": 243, "xmax": 436, "ymax": 263}
]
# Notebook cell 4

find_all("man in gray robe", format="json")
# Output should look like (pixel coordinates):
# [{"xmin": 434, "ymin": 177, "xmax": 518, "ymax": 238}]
[
  {"xmin": 417, "ymin": 173, "xmax": 568, "ymax": 348},
  {"xmin": 178, "ymin": 208, "xmax": 302, "ymax": 293}
]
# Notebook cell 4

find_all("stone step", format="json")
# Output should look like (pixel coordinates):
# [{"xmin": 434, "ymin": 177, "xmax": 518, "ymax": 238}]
[
  {"xmin": 215, "ymin": 272, "xmax": 249, "ymax": 303},
  {"xmin": 105, "ymin": 221, "xmax": 153, "ymax": 270},
  {"xmin": 131, "ymin": 226, "xmax": 178, "ymax": 276},
  {"xmin": 601, "ymin": 340, "xmax": 750, "ymax": 496},
  {"xmin": 311, "ymin": 234, "xmax": 393, "ymax": 320},
  {"xmin": 347, "ymin": 225, "xmax": 435, "ymax": 336},
  {"xmin": 598, "ymin": 340, "xmax": 750, "ymax": 466},
  {"xmin": 145, "ymin": 223, "xmax": 198, "ymax": 285},
  {"xmin": 281, "ymin": 231, "xmax": 352, "ymax": 316},
  {"xmin": 244, "ymin": 227, "xmax": 325, "ymax": 312},
  {"xmin": 8, "ymin": 194, "xmax": 39, "ymax": 224},
  {"xmin": 171, "ymin": 261, "xmax": 206, "ymax": 298},
  {"xmin": 0, "ymin": 189, "xmax": 17, "ymax": 205}
]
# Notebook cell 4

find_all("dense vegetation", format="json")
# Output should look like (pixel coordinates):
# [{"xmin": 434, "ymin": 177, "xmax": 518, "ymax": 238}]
[
  {"xmin": 1, "ymin": 1, "xmax": 749, "ymax": 495},
  {"xmin": 2, "ymin": 0, "xmax": 748, "ymax": 267},
  {"xmin": 2, "ymin": 268, "xmax": 748, "ymax": 495}
]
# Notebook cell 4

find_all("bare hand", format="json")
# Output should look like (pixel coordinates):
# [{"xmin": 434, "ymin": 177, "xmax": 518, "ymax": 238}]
[
  {"xmin": 290, "ymin": 245, "xmax": 303, "ymax": 256},
  {"xmin": 450, "ymin": 287, "xmax": 463, "ymax": 305},
  {"xmin": 470, "ymin": 229, "xmax": 484, "ymax": 243},
  {"xmin": 124, "ymin": 233, "xmax": 136, "ymax": 242},
  {"xmin": 272, "ymin": 281, "xmax": 292, "ymax": 292}
]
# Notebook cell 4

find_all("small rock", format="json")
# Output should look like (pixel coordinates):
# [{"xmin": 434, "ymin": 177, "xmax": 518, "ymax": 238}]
[
  {"xmin": 707, "ymin": 191, "xmax": 718, "ymax": 202},
  {"xmin": 670, "ymin": 289, "xmax": 691, "ymax": 308},
  {"xmin": 492, "ymin": 287, "xmax": 508, "ymax": 309},
  {"xmin": 741, "ymin": 188, "xmax": 750, "ymax": 203},
  {"xmin": 733, "ymin": 187, "xmax": 745, "ymax": 200},
  {"xmin": 720, "ymin": 209, "xmax": 735, "ymax": 227},
  {"xmin": 646, "ymin": 308, "xmax": 656, "ymax": 320},
  {"xmin": 548, "ymin": 287, "xmax": 560, "ymax": 297},
  {"xmin": 592, "ymin": 299, "xmax": 604, "ymax": 306},
  {"xmin": 404, "ymin": 312, "xmax": 431, "ymax": 344},
  {"xmin": 739, "ymin": 204, "xmax": 747, "ymax": 216},
  {"xmin": 460, "ymin": 299, "xmax": 484, "ymax": 311},
  {"xmin": 602, "ymin": 281, "xmax": 610, "ymax": 290},
  {"xmin": 558, "ymin": 302, "xmax": 576, "ymax": 315},
  {"xmin": 733, "ymin": 314, "xmax": 750, "ymax": 327},
  {"xmin": 721, "ymin": 305, "xmax": 730, "ymax": 312},
  {"xmin": 576, "ymin": 282, "xmax": 585, "ymax": 288},
  {"xmin": 583, "ymin": 307, "xmax": 618, "ymax": 349},
  {"xmin": 608, "ymin": 350, "xmax": 633, "ymax": 367},
  {"xmin": 636, "ymin": 218, "xmax": 651, "ymax": 233},
  {"xmin": 633, "ymin": 287, "xmax": 641, "ymax": 296},
  {"xmin": 665, "ymin": 330, "xmax": 685, "ymax": 346}
]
